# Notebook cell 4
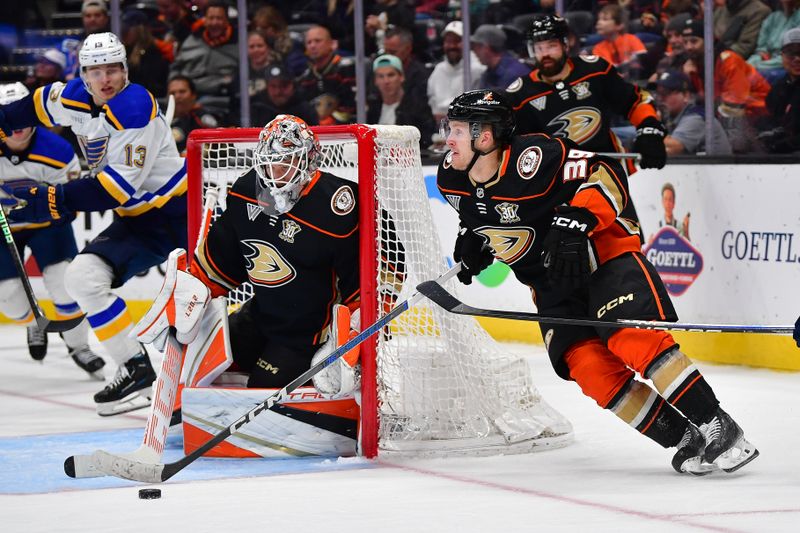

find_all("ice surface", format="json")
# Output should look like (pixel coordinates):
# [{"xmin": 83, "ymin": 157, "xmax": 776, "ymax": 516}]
[{"xmin": 0, "ymin": 325, "xmax": 797, "ymax": 532}]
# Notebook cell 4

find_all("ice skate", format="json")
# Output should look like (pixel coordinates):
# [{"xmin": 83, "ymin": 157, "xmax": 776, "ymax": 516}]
[
  {"xmin": 27, "ymin": 324, "xmax": 47, "ymax": 361},
  {"xmin": 68, "ymin": 346, "xmax": 106, "ymax": 381},
  {"xmin": 671, "ymin": 423, "xmax": 717, "ymax": 475},
  {"xmin": 700, "ymin": 408, "xmax": 759, "ymax": 473},
  {"xmin": 94, "ymin": 353, "xmax": 156, "ymax": 416}
]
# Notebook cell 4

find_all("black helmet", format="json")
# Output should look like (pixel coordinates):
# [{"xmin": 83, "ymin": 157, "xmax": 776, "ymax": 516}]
[
  {"xmin": 447, "ymin": 90, "xmax": 515, "ymax": 144},
  {"xmin": 527, "ymin": 14, "xmax": 569, "ymax": 45}
]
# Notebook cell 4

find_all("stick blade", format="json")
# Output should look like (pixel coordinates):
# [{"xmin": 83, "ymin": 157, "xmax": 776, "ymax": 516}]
[
  {"xmin": 64, "ymin": 454, "xmax": 106, "ymax": 478},
  {"xmin": 416, "ymin": 280, "xmax": 461, "ymax": 312},
  {"xmin": 44, "ymin": 315, "xmax": 86, "ymax": 333},
  {"xmin": 92, "ymin": 450, "xmax": 166, "ymax": 483}
]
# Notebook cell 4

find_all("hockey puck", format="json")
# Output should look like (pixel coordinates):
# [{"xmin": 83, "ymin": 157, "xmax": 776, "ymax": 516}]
[{"xmin": 138, "ymin": 488, "xmax": 161, "ymax": 500}]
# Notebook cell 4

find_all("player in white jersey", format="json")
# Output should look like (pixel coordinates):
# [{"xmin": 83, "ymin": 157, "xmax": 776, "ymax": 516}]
[
  {"xmin": 0, "ymin": 83, "xmax": 104, "ymax": 378},
  {"xmin": 0, "ymin": 33, "xmax": 188, "ymax": 416}
]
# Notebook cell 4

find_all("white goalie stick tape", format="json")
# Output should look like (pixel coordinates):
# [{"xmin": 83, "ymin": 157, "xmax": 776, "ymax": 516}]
[
  {"xmin": 65, "ymin": 179, "xmax": 221, "ymax": 479},
  {"xmin": 417, "ymin": 277, "xmax": 796, "ymax": 335},
  {"xmin": 89, "ymin": 265, "xmax": 461, "ymax": 483}
]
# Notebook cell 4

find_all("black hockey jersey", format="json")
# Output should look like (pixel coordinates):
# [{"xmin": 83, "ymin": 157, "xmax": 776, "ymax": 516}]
[
  {"xmin": 505, "ymin": 56, "xmax": 658, "ymax": 175},
  {"xmin": 437, "ymin": 134, "xmax": 641, "ymax": 293},
  {"xmin": 192, "ymin": 169, "xmax": 360, "ymax": 349}
]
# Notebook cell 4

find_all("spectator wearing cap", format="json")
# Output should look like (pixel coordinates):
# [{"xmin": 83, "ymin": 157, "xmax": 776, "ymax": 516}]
[
  {"xmin": 471, "ymin": 24, "xmax": 531, "ymax": 91},
  {"xmin": 747, "ymin": 0, "xmax": 800, "ymax": 83},
  {"xmin": 758, "ymin": 27, "xmax": 800, "ymax": 152},
  {"xmin": 427, "ymin": 21, "xmax": 487, "ymax": 123},
  {"xmin": 251, "ymin": 63, "xmax": 318, "ymax": 128},
  {"xmin": 170, "ymin": 1, "xmax": 238, "ymax": 116},
  {"xmin": 82, "ymin": 0, "xmax": 110, "ymax": 36},
  {"xmin": 367, "ymin": 54, "xmax": 436, "ymax": 148},
  {"xmin": 656, "ymin": 69, "xmax": 732, "ymax": 155},
  {"xmin": 382, "ymin": 26, "xmax": 431, "ymax": 101},
  {"xmin": 592, "ymin": 4, "xmax": 648, "ymax": 80},
  {"xmin": 713, "ymin": 0, "xmax": 771, "ymax": 60},
  {"xmin": 121, "ymin": 9, "xmax": 171, "ymax": 98},
  {"xmin": 167, "ymin": 75, "xmax": 223, "ymax": 155},
  {"xmin": 681, "ymin": 19, "xmax": 770, "ymax": 122},
  {"xmin": 296, "ymin": 25, "xmax": 356, "ymax": 125},
  {"xmin": 25, "ymin": 49, "xmax": 67, "ymax": 90}
]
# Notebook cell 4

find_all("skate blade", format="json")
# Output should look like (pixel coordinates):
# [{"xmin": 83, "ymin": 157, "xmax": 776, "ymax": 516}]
[
  {"xmin": 717, "ymin": 438, "xmax": 760, "ymax": 473},
  {"xmin": 96, "ymin": 388, "xmax": 152, "ymax": 417},
  {"xmin": 86, "ymin": 369, "xmax": 105, "ymax": 381},
  {"xmin": 681, "ymin": 457, "xmax": 719, "ymax": 476}
]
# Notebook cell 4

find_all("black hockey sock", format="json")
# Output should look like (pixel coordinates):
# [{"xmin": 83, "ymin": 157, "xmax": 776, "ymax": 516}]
[
  {"xmin": 607, "ymin": 378, "xmax": 688, "ymax": 448},
  {"xmin": 644, "ymin": 348, "xmax": 719, "ymax": 426}
]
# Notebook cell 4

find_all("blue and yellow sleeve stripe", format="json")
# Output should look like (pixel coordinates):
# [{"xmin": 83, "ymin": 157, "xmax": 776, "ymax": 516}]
[
  {"xmin": 32, "ymin": 86, "xmax": 57, "ymax": 128},
  {"xmin": 114, "ymin": 164, "xmax": 187, "ymax": 217},
  {"xmin": 96, "ymin": 165, "xmax": 137, "ymax": 204}
]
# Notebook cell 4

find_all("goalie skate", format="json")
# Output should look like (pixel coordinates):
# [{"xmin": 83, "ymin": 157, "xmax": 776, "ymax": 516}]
[{"xmin": 94, "ymin": 353, "xmax": 156, "ymax": 416}]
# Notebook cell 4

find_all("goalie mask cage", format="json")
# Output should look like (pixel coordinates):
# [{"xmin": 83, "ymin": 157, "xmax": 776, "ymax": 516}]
[{"xmin": 186, "ymin": 125, "xmax": 573, "ymax": 458}]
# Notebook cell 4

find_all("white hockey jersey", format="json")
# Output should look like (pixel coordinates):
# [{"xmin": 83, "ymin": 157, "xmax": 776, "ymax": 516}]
[
  {"xmin": 0, "ymin": 128, "xmax": 81, "ymax": 231},
  {"xmin": 32, "ymin": 79, "xmax": 186, "ymax": 217}
]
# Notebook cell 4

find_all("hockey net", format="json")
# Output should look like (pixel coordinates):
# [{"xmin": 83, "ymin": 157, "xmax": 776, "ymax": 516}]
[{"xmin": 186, "ymin": 125, "xmax": 573, "ymax": 457}]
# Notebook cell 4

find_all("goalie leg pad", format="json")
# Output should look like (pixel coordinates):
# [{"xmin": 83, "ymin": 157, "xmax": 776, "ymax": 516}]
[{"xmin": 181, "ymin": 297, "xmax": 233, "ymax": 388}]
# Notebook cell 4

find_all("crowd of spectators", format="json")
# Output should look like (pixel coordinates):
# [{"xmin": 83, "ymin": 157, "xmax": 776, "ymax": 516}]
[{"xmin": 4, "ymin": 0, "xmax": 800, "ymax": 155}]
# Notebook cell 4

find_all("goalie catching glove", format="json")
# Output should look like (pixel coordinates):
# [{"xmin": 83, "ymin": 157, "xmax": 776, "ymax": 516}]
[
  {"xmin": 311, "ymin": 304, "xmax": 361, "ymax": 399},
  {"xmin": 542, "ymin": 206, "xmax": 599, "ymax": 290},
  {"xmin": 131, "ymin": 248, "xmax": 211, "ymax": 350}
]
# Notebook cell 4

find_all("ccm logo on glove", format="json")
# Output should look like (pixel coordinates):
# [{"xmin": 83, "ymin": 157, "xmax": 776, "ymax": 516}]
[{"xmin": 553, "ymin": 216, "xmax": 591, "ymax": 232}]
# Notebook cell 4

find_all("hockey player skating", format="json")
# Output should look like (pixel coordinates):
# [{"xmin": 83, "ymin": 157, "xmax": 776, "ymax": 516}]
[
  {"xmin": 134, "ymin": 115, "xmax": 363, "ymax": 398},
  {"xmin": 507, "ymin": 14, "xmax": 667, "ymax": 174},
  {"xmin": 0, "ymin": 33, "xmax": 188, "ymax": 415},
  {"xmin": 437, "ymin": 90, "xmax": 758, "ymax": 475},
  {"xmin": 0, "ymin": 82, "xmax": 104, "ymax": 378}
]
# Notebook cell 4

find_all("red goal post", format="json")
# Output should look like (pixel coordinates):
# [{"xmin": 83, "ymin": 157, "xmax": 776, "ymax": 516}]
[{"xmin": 186, "ymin": 125, "xmax": 573, "ymax": 458}]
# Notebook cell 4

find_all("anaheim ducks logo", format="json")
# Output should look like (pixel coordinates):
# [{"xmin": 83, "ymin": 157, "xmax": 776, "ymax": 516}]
[
  {"xmin": 475, "ymin": 226, "xmax": 535, "ymax": 265},
  {"xmin": 242, "ymin": 239, "xmax": 296, "ymax": 287},
  {"xmin": 547, "ymin": 107, "xmax": 602, "ymax": 145}
]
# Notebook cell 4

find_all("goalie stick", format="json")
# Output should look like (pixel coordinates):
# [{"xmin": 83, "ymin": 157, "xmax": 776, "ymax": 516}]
[
  {"xmin": 65, "ymin": 181, "xmax": 223, "ymax": 478},
  {"xmin": 417, "ymin": 278, "xmax": 796, "ymax": 335},
  {"xmin": 89, "ymin": 265, "xmax": 461, "ymax": 483},
  {"xmin": 0, "ymin": 199, "xmax": 85, "ymax": 333}
]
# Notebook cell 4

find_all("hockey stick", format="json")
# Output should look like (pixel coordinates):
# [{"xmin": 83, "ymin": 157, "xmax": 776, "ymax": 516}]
[
  {"xmin": 65, "ymin": 181, "xmax": 222, "ymax": 478},
  {"xmin": 0, "ymin": 201, "xmax": 85, "ymax": 333},
  {"xmin": 595, "ymin": 152, "xmax": 642, "ymax": 161},
  {"xmin": 90, "ymin": 265, "xmax": 461, "ymax": 483},
  {"xmin": 417, "ymin": 279, "xmax": 795, "ymax": 335},
  {"xmin": 164, "ymin": 94, "xmax": 175, "ymax": 125}
]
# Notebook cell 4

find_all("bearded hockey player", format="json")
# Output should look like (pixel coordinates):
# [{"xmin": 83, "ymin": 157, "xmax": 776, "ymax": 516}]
[
  {"xmin": 0, "ymin": 33, "xmax": 187, "ymax": 415},
  {"xmin": 506, "ymin": 14, "xmax": 667, "ymax": 174},
  {"xmin": 437, "ymin": 90, "xmax": 758, "ymax": 475},
  {"xmin": 0, "ymin": 82, "xmax": 104, "ymax": 378}
]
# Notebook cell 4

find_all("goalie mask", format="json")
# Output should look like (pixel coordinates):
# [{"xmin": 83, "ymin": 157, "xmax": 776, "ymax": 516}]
[{"xmin": 253, "ymin": 115, "xmax": 321, "ymax": 215}]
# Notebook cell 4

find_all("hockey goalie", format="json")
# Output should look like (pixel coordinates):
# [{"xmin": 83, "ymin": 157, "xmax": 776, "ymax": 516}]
[{"xmin": 132, "ymin": 115, "xmax": 367, "ymax": 458}]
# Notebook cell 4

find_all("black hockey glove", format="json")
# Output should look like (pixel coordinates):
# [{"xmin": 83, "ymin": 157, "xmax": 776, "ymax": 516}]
[
  {"xmin": 541, "ymin": 206, "xmax": 598, "ymax": 290},
  {"xmin": 454, "ymin": 226, "xmax": 494, "ymax": 285},
  {"xmin": 633, "ymin": 117, "xmax": 667, "ymax": 169}
]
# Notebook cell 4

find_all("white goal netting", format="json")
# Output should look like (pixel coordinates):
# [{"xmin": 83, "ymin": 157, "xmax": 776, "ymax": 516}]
[{"xmin": 188, "ymin": 125, "xmax": 573, "ymax": 457}]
